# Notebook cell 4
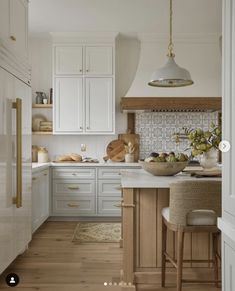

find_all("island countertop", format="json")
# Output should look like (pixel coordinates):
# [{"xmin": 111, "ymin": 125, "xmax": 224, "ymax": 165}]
[{"xmin": 121, "ymin": 168, "xmax": 221, "ymax": 188}]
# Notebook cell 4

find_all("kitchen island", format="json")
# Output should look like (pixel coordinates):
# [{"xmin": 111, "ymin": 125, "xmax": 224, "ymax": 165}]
[{"xmin": 120, "ymin": 169, "xmax": 221, "ymax": 290}]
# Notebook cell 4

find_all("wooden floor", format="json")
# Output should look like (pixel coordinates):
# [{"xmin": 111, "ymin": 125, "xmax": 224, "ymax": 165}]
[{"xmin": 0, "ymin": 221, "xmax": 221, "ymax": 291}]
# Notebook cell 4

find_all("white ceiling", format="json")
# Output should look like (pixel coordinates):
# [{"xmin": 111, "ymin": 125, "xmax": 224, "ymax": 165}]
[{"xmin": 29, "ymin": 0, "xmax": 222, "ymax": 36}]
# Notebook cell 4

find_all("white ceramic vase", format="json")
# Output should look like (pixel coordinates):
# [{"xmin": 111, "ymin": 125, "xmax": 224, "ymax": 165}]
[
  {"xmin": 199, "ymin": 148, "xmax": 218, "ymax": 169},
  {"xmin": 125, "ymin": 153, "xmax": 134, "ymax": 163}
]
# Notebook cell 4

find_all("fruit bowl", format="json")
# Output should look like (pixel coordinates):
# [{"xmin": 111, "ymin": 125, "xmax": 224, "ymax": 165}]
[{"xmin": 139, "ymin": 160, "xmax": 188, "ymax": 176}]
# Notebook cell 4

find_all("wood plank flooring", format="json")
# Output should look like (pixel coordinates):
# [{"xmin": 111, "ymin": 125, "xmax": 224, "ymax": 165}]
[{"xmin": 0, "ymin": 221, "xmax": 221, "ymax": 291}]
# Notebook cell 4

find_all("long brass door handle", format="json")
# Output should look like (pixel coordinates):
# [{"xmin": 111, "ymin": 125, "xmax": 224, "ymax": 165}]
[{"xmin": 12, "ymin": 98, "xmax": 22, "ymax": 208}]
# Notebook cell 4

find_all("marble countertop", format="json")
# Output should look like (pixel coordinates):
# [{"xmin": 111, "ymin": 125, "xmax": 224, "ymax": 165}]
[
  {"xmin": 121, "ymin": 169, "xmax": 221, "ymax": 188},
  {"xmin": 32, "ymin": 161, "xmax": 140, "ymax": 171}
]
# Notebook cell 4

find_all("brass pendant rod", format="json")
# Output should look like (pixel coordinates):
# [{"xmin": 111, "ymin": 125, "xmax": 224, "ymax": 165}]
[{"xmin": 168, "ymin": 0, "xmax": 175, "ymax": 57}]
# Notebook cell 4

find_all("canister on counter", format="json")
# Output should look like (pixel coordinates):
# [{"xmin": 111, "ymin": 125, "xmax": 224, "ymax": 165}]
[
  {"xmin": 37, "ymin": 147, "xmax": 49, "ymax": 163},
  {"xmin": 32, "ymin": 145, "xmax": 38, "ymax": 162}
]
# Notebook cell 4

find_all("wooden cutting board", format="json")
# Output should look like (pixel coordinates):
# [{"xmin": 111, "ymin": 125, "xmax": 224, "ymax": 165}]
[
  {"xmin": 118, "ymin": 133, "xmax": 140, "ymax": 162},
  {"xmin": 106, "ymin": 139, "xmax": 126, "ymax": 162}
]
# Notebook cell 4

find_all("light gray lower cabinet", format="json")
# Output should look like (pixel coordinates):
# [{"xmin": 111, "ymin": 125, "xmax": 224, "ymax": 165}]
[
  {"xmin": 52, "ymin": 166, "xmax": 140, "ymax": 217},
  {"xmin": 32, "ymin": 169, "xmax": 50, "ymax": 232}
]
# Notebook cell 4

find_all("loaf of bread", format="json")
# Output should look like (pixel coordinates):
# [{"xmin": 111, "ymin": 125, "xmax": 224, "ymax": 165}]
[
  {"xmin": 70, "ymin": 153, "xmax": 82, "ymax": 162},
  {"xmin": 58, "ymin": 155, "xmax": 73, "ymax": 161}
]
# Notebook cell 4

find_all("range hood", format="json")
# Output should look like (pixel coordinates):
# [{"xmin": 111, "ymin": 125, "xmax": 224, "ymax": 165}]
[
  {"xmin": 121, "ymin": 33, "xmax": 222, "ymax": 112},
  {"xmin": 121, "ymin": 97, "xmax": 222, "ymax": 112}
]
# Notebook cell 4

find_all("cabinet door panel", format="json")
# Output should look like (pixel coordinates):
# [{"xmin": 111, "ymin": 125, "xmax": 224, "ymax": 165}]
[
  {"xmin": 55, "ymin": 46, "xmax": 83, "ymax": 75},
  {"xmin": 222, "ymin": 0, "xmax": 235, "ymax": 223},
  {"xmin": 54, "ymin": 77, "xmax": 83, "ymax": 133},
  {"xmin": 85, "ymin": 78, "xmax": 113, "ymax": 133},
  {"xmin": 224, "ymin": 240, "xmax": 235, "ymax": 291},
  {"xmin": 85, "ymin": 46, "xmax": 112, "ymax": 75},
  {"xmin": 98, "ymin": 197, "xmax": 121, "ymax": 216},
  {"xmin": 0, "ymin": 0, "xmax": 9, "ymax": 41},
  {"xmin": 9, "ymin": 0, "xmax": 28, "ymax": 59}
]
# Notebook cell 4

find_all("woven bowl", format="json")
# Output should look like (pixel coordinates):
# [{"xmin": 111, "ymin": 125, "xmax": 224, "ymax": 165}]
[{"xmin": 139, "ymin": 160, "xmax": 188, "ymax": 176}]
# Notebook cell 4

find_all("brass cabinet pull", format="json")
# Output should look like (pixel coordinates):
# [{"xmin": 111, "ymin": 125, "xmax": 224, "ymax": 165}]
[
  {"xmin": 113, "ymin": 199, "xmax": 123, "ymax": 208},
  {"xmin": 67, "ymin": 203, "xmax": 79, "ymax": 208},
  {"xmin": 12, "ymin": 98, "xmax": 22, "ymax": 208},
  {"xmin": 32, "ymin": 177, "xmax": 37, "ymax": 181},
  {"xmin": 10, "ymin": 35, "xmax": 16, "ymax": 41},
  {"xmin": 72, "ymin": 173, "xmax": 77, "ymax": 176},
  {"xmin": 43, "ymin": 173, "xmax": 48, "ymax": 176},
  {"xmin": 68, "ymin": 186, "xmax": 79, "ymax": 190}
]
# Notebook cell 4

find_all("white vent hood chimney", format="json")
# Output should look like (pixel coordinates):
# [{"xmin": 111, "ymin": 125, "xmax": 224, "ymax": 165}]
[{"xmin": 124, "ymin": 33, "xmax": 221, "ymax": 98}]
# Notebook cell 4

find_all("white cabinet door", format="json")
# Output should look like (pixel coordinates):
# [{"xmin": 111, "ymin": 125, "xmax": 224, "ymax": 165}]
[
  {"xmin": 32, "ymin": 169, "xmax": 49, "ymax": 233},
  {"xmin": 54, "ymin": 77, "xmax": 83, "ymax": 133},
  {"xmin": 55, "ymin": 46, "xmax": 83, "ymax": 75},
  {"xmin": 222, "ymin": 0, "xmax": 235, "ymax": 223},
  {"xmin": 85, "ymin": 78, "xmax": 114, "ymax": 133},
  {"xmin": 224, "ymin": 236, "xmax": 235, "ymax": 291},
  {"xmin": 0, "ymin": 68, "xmax": 15, "ymax": 274},
  {"xmin": 0, "ymin": 0, "xmax": 9, "ymax": 42},
  {"xmin": 85, "ymin": 46, "xmax": 113, "ymax": 75},
  {"xmin": 9, "ymin": 0, "xmax": 28, "ymax": 59}
]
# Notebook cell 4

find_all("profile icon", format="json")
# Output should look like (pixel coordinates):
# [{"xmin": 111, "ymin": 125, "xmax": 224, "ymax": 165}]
[{"xmin": 5, "ymin": 273, "xmax": 19, "ymax": 287}]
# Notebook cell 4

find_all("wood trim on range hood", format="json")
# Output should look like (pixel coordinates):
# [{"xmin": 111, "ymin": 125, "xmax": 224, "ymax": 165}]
[{"xmin": 120, "ymin": 97, "xmax": 222, "ymax": 112}]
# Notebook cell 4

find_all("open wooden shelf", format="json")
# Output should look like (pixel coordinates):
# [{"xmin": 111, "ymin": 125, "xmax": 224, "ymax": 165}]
[
  {"xmin": 32, "ymin": 104, "xmax": 53, "ymax": 108},
  {"xmin": 32, "ymin": 131, "xmax": 53, "ymax": 135}
]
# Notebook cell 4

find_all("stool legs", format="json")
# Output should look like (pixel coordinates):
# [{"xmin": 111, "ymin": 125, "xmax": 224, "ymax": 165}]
[
  {"xmin": 176, "ymin": 230, "xmax": 185, "ymax": 291},
  {"xmin": 212, "ymin": 232, "xmax": 219, "ymax": 288},
  {"xmin": 161, "ymin": 219, "xmax": 167, "ymax": 287}
]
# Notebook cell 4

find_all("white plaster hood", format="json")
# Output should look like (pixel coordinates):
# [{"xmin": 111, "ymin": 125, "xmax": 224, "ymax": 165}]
[{"xmin": 125, "ymin": 33, "xmax": 221, "ymax": 98}]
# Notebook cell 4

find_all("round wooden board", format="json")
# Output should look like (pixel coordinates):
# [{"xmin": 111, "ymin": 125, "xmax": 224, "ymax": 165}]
[{"xmin": 106, "ymin": 139, "xmax": 125, "ymax": 162}]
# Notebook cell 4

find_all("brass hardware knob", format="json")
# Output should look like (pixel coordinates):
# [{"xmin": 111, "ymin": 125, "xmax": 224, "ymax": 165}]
[
  {"xmin": 86, "ymin": 126, "xmax": 90, "ymax": 130},
  {"xmin": 72, "ymin": 173, "xmax": 77, "ymax": 176},
  {"xmin": 32, "ymin": 177, "xmax": 37, "ymax": 181},
  {"xmin": 10, "ymin": 35, "xmax": 16, "ymax": 41},
  {"xmin": 67, "ymin": 203, "xmax": 79, "ymax": 208},
  {"xmin": 86, "ymin": 69, "xmax": 89, "ymax": 72},
  {"xmin": 80, "ymin": 126, "xmax": 83, "ymax": 130},
  {"xmin": 44, "ymin": 173, "xmax": 48, "ymax": 176},
  {"xmin": 79, "ymin": 69, "xmax": 82, "ymax": 72}
]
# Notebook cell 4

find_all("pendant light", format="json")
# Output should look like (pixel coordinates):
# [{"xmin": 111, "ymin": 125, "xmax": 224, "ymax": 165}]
[{"xmin": 148, "ymin": 0, "xmax": 193, "ymax": 87}]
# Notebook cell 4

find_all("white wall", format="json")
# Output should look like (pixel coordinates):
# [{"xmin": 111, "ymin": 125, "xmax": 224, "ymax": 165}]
[{"xmin": 30, "ymin": 36, "xmax": 140, "ymax": 160}]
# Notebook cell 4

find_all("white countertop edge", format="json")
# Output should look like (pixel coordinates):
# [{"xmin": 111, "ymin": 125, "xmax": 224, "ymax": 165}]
[
  {"xmin": 121, "ymin": 169, "xmax": 221, "ymax": 188},
  {"xmin": 32, "ymin": 162, "xmax": 141, "ymax": 171}
]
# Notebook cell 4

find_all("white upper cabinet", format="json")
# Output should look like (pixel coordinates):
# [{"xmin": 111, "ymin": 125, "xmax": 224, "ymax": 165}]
[
  {"xmin": 54, "ymin": 77, "xmax": 83, "ymax": 133},
  {"xmin": 55, "ymin": 46, "xmax": 83, "ymax": 75},
  {"xmin": 52, "ymin": 33, "xmax": 116, "ymax": 134},
  {"xmin": 9, "ymin": 0, "xmax": 28, "ymax": 59},
  {"xmin": 0, "ymin": 0, "xmax": 9, "ymax": 41},
  {"xmin": 85, "ymin": 46, "xmax": 113, "ymax": 75},
  {"xmin": 86, "ymin": 78, "xmax": 114, "ymax": 133}
]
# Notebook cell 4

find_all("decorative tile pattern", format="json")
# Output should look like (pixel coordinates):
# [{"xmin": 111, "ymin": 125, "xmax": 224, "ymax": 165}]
[{"xmin": 135, "ymin": 112, "xmax": 218, "ymax": 159}]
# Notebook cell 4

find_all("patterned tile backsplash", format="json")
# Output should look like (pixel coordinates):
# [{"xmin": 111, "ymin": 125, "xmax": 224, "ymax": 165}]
[{"xmin": 135, "ymin": 112, "xmax": 219, "ymax": 159}]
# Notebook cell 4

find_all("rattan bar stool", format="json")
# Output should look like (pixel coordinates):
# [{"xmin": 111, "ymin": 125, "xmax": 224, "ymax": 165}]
[{"xmin": 161, "ymin": 180, "xmax": 221, "ymax": 291}]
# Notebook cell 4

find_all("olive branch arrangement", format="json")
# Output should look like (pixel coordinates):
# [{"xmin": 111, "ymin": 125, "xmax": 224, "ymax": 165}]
[{"xmin": 173, "ymin": 123, "xmax": 221, "ymax": 157}]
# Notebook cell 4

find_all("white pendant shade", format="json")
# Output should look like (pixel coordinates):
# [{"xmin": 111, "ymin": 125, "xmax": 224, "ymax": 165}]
[{"xmin": 148, "ymin": 56, "xmax": 194, "ymax": 87}]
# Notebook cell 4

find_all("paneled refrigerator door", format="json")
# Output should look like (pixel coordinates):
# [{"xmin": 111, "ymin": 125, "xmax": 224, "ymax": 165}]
[
  {"xmin": 0, "ymin": 67, "xmax": 14, "ymax": 274},
  {"xmin": 12, "ymin": 76, "xmax": 32, "ymax": 255}
]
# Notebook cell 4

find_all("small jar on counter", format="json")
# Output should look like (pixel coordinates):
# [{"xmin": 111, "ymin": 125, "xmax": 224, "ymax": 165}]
[
  {"xmin": 32, "ymin": 145, "xmax": 38, "ymax": 162},
  {"xmin": 37, "ymin": 147, "xmax": 49, "ymax": 163}
]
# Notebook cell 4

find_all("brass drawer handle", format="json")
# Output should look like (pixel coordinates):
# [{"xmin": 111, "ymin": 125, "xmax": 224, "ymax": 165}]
[
  {"xmin": 67, "ymin": 203, "xmax": 79, "ymax": 208},
  {"xmin": 10, "ymin": 35, "xmax": 16, "ymax": 41},
  {"xmin": 32, "ymin": 177, "xmax": 37, "ymax": 181},
  {"xmin": 44, "ymin": 173, "xmax": 48, "ymax": 176},
  {"xmin": 68, "ymin": 186, "xmax": 79, "ymax": 190},
  {"xmin": 72, "ymin": 173, "xmax": 77, "ymax": 176}
]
